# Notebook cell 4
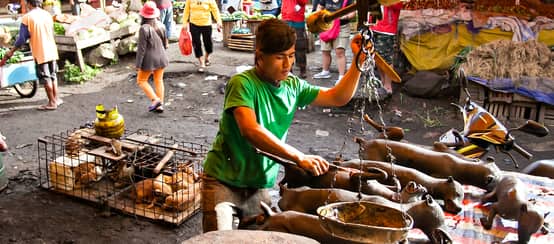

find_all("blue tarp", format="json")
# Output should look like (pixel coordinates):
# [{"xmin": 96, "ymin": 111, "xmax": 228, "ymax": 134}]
[{"xmin": 468, "ymin": 76, "xmax": 554, "ymax": 106}]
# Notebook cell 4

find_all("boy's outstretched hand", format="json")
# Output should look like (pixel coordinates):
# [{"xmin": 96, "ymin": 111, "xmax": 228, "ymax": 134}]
[
  {"xmin": 297, "ymin": 154, "xmax": 330, "ymax": 176},
  {"xmin": 351, "ymin": 34, "xmax": 369, "ymax": 63}
]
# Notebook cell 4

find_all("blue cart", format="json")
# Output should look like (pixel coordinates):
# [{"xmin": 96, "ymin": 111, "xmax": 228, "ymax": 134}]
[{"xmin": 0, "ymin": 55, "xmax": 38, "ymax": 98}]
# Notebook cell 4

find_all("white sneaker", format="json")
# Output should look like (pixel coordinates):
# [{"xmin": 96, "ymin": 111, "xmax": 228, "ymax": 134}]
[
  {"xmin": 334, "ymin": 75, "xmax": 344, "ymax": 85},
  {"xmin": 313, "ymin": 70, "xmax": 331, "ymax": 79}
]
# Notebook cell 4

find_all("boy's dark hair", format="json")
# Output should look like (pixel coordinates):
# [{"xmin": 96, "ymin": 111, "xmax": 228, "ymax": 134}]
[
  {"xmin": 256, "ymin": 19, "xmax": 296, "ymax": 54},
  {"xmin": 26, "ymin": 0, "xmax": 43, "ymax": 8}
]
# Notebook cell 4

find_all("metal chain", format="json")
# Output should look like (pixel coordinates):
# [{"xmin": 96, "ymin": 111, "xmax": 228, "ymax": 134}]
[{"xmin": 355, "ymin": 26, "xmax": 407, "ymax": 222}]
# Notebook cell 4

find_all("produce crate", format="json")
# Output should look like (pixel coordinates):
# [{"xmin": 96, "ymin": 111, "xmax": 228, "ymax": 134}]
[
  {"xmin": 37, "ymin": 127, "xmax": 207, "ymax": 225},
  {"xmin": 109, "ymin": 24, "xmax": 139, "ymax": 40},
  {"xmin": 538, "ymin": 103, "xmax": 554, "ymax": 126},
  {"xmin": 228, "ymin": 34, "xmax": 255, "ymax": 52},
  {"xmin": 485, "ymin": 102, "xmax": 510, "ymax": 122},
  {"xmin": 246, "ymin": 20, "xmax": 262, "ymax": 35},
  {"xmin": 509, "ymin": 101, "xmax": 539, "ymax": 123},
  {"xmin": 222, "ymin": 20, "xmax": 239, "ymax": 47},
  {"xmin": 488, "ymin": 90, "xmax": 512, "ymax": 103},
  {"xmin": 55, "ymin": 32, "xmax": 111, "ymax": 72}
]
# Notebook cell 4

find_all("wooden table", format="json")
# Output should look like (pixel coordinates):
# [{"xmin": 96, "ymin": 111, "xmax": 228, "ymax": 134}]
[{"xmin": 55, "ymin": 25, "xmax": 139, "ymax": 71}]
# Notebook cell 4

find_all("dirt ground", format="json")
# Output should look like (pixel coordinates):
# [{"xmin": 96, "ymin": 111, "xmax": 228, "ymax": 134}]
[{"xmin": 0, "ymin": 38, "xmax": 553, "ymax": 243}]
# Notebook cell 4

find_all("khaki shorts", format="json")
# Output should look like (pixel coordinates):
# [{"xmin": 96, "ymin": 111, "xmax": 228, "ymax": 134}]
[
  {"xmin": 321, "ymin": 25, "xmax": 351, "ymax": 51},
  {"xmin": 201, "ymin": 174, "xmax": 271, "ymax": 232}
]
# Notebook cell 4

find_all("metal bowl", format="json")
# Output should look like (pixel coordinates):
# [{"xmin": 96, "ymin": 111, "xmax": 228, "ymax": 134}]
[{"xmin": 317, "ymin": 201, "xmax": 413, "ymax": 244}]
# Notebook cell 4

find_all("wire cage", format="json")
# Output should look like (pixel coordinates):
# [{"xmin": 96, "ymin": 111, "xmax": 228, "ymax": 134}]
[{"xmin": 37, "ymin": 126, "xmax": 207, "ymax": 225}]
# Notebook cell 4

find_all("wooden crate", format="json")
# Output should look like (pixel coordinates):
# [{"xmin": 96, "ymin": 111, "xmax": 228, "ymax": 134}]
[
  {"xmin": 222, "ymin": 20, "xmax": 239, "ymax": 47},
  {"xmin": 488, "ymin": 90, "xmax": 513, "ymax": 103},
  {"xmin": 246, "ymin": 20, "xmax": 262, "ymax": 35},
  {"xmin": 228, "ymin": 34, "xmax": 255, "ymax": 52},
  {"xmin": 485, "ymin": 102, "xmax": 510, "ymax": 122},
  {"xmin": 55, "ymin": 32, "xmax": 111, "ymax": 71},
  {"xmin": 509, "ymin": 102, "xmax": 539, "ymax": 123},
  {"xmin": 538, "ymin": 103, "xmax": 554, "ymax": 126},
  {"xmin": 110, "ymin": 24, "xmax": 139, "ymax": 39}
]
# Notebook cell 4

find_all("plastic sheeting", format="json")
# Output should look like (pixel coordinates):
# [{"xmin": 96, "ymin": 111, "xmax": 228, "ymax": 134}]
[{"xmin": 468, "ymin": 76, "xmax": 554, "ymax": 106}]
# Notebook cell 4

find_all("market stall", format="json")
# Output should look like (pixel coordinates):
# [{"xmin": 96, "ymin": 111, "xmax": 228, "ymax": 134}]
[
  {"xmin": 54, "ymin": 4, "xmax": 140, "ymax": 71},
  {"xmin": 398, "ymin": 0, "xmax": 554, "ymax": 125},
  {"xmin": 398, "ymin": 0, "xmax": 554, "ymax": 71},
  {"xmin": 220, "ymin": 11, "xmax": 275, "ymax": 51}
]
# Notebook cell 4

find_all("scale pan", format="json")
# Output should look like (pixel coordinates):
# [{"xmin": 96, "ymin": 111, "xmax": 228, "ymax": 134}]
[{"xmin": 317, "ymin": 201, "xmax": 413, "ymax": 244}]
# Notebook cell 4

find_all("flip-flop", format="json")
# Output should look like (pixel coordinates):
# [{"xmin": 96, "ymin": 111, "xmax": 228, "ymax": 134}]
[
  {"xmin": 37, "ymin": 104, "xmax": 57, "ymax": 111},
  {"xmin": 148, "ymin": 100, "xmax": 162, "ymax": 112}
]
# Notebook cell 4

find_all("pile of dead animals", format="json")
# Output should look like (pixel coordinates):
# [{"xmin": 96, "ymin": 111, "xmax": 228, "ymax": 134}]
[{"xmin": 240, "ymin": 119, "xmax": 551, "ymax": 244}]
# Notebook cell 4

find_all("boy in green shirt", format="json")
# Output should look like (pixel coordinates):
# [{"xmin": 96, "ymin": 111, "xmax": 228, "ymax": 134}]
[{"xmin": 202, "ymin": 19, "xmax": 367, "ymax": 232}]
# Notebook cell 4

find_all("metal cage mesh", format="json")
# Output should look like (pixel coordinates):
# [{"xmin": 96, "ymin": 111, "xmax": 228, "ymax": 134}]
[{"xmin": 37, "ymin": 127, "xmax": 207, "ymax": 225}]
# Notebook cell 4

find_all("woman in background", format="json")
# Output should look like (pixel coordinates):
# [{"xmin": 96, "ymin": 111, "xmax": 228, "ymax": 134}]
[
  {"xmin": 182, "ymin": 0, "xmax": 222, "ymax": 73},
  {"xmin": 136, "ymin": 1, "xmax": 169, "ymax": 113}
]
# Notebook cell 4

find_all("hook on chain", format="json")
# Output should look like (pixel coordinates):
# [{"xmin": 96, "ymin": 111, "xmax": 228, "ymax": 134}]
[{"xmin": 355, "ymin": 26, "xmax": 376, "ymax": 73}]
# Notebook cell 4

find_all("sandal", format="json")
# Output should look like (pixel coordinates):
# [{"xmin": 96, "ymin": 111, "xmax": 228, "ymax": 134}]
[
  {"xmin": 148, "ymin": 100, "xmax": 162, "ymax": 112},
  {"xmin": 37, "ymin": 104, "xmax": 57, "ymax": 110},
  {"xmin": 153, "ymin": 106, "xmax": 164, "ymax": 113}
]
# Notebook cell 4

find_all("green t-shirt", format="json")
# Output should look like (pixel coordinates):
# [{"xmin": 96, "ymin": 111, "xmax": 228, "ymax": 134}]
[{"xmin": 203, "ymin": 69, "xmax": 321, "ymax": 188}]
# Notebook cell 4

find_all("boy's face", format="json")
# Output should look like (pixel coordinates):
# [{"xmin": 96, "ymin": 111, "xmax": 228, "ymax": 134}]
[{"xmin": 257, "ymin": 45, "xmax": 296, "ymax": 82}]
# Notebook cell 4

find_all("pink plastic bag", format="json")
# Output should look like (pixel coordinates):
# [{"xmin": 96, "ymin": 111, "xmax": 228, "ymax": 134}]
[{"xmin": 319, "ymin": 19, "xmax": 340, "ymax": 42}]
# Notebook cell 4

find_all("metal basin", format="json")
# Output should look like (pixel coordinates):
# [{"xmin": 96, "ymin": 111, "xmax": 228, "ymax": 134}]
[{"xmin": 317, "ymin": 201, "xmax": 413, "ymax": 244}]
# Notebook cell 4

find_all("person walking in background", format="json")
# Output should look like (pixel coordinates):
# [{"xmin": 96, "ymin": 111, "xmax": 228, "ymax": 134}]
[
  {"xmin": 259, "ymin": 0, "xmax": 281, "ymax": 17},
  {"xmin": 0, "ymin": 0, "xmax": 61, "ymax": 110},
  {"xmin": 281, "ymin": 0, "xmax": 307, "ymax": 78},
  {"xmin": 312, "ymin": 0, "xmax": 354, "ymax": 84},
  {"xmin": 42, "ymin": 0, "xmax": 61, "ymax": 16},
  {"xmin": 154, "ymin": 0, "xmax": 174, "ymax": 39},
  {"xmin": 69, "ymin": 0, "xmax": 81, "ymax": 16},
  {"xmin": 370, "ymin": 1, "xmax": 403, "ymax": 99},
  {"xmin": 136, "ymin": 1, "xmax": 169, "ymax": 113},
  {"xmin": 182, "ymin": 0, "xmax": 222, "ymax": 73},
  {"xmin": 201, "ymin": 19, "xmax": 367, "ymax": 232}
]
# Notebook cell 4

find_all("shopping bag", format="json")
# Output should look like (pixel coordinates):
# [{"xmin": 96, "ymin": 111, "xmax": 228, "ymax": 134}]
[
  {"xmin": 179, "ymin": 28, "xmax": 192, "ymax": 56},
  {"xmin": 319, "ymin": 19, "xmax": 340, "ymax": 42}
]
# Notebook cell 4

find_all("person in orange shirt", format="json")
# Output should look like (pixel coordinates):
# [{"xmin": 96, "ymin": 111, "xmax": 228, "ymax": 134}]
[{"xmin": 0, "ymin": 0, "xmax": 61, "ymax": 110}]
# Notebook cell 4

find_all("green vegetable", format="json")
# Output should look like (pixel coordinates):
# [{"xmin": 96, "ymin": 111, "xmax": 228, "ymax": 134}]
[
  {"xmin": 63, "ymin": 60, "xmax": 101, "ymax": 84},
  {"xmin": 0, "ymin": 47, "xmax": 24, "ymax": 64},
  {"xmin": 54, "ymin": 22, "xmax": 65, "ymax": 35}
]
